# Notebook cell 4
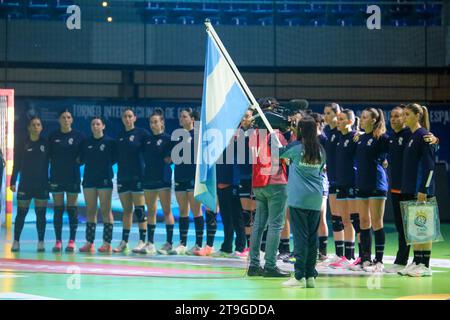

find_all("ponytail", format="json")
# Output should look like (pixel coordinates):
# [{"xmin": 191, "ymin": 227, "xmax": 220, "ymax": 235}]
[
  {"xmin": 405, "ymin": 103, "xmax": 430, "ymax": 131},
  {"xmin": 421, "ymin": 105, "xmax": 430, "ymax": 131},
  {"xmin": 364, "ymin": 107, "xmax": 386, "ymax": 139}
]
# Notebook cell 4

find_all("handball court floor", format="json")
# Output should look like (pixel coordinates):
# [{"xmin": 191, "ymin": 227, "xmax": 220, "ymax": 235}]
[{"xmin": 0, "ymin": 221, "xmax": 449, "ymax": 300}]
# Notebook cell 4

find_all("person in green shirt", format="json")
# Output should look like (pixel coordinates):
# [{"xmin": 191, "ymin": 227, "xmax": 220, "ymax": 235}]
[{"xmin": 280, "ymin": 117, "xmax": 326, "ymax": 288}]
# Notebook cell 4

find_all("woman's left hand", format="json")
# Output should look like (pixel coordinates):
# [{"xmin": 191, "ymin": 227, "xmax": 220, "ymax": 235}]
[{"xmin": 423, "ymin": 133, "xmax": 438, "ymax": 145}]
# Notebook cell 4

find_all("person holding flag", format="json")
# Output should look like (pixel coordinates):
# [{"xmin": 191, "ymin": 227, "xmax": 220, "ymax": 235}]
[{"xmin": 194, "ymin": 21, "xmax": 280, "ymax": 268}]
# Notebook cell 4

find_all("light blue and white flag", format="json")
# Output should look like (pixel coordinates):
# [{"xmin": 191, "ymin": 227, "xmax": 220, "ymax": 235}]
[{"xmin": 194, "ymin": 24, "xmax": 252, "ymax": 211}]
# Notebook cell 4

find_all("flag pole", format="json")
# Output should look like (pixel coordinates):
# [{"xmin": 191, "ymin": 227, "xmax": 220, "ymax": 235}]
[{"xmin": 204, "ymin": 20, "xmax": 281, "ymax": 146}]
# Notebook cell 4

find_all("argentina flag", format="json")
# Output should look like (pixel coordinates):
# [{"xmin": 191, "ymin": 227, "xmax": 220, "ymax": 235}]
[{"xmin": 194, "ymin": 23, "xmax": 252, "ymax": 211}]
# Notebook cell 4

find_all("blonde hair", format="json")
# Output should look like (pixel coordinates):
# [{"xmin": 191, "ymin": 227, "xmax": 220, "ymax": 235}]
[{"xmin": 406, "ymin": 103, "xmax": 430, "ymax": 131}]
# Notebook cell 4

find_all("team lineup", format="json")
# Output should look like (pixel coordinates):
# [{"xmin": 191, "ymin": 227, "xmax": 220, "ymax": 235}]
[{"xmin": 8, "ymin": 100, "xmax": 440, "ymax": 288}]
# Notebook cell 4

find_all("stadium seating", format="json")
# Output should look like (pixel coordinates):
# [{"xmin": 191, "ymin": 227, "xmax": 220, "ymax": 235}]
[{"xmin": 0, "ymin": 0, "xmax": 443, "ymax": 27}]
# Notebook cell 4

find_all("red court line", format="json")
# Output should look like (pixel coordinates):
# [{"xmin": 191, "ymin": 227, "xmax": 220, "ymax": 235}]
[{"xmin": 0, "ymin": 258, "xmax": 230, "ymax": 278}]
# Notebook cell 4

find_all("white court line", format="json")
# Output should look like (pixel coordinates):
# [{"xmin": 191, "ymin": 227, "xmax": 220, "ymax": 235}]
[
  {"xmin": 0, "ymin": 292, "xmax": 59, "ymax": 300},
  {"xmin": 85, "ymin": 256, "xmax": 210, "ymax": 266},
  {"xmin": 0, "ymin": 274, "xmax": 27, "ymax": 278}
]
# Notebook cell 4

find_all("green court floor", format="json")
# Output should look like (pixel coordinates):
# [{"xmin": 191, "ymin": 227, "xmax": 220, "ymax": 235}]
[{"xmin": 0, "ymin": 223, "xmax": 449, "ymax": 300}]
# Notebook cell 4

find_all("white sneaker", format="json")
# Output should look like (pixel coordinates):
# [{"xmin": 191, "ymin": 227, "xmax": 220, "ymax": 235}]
[
  {"xmin": 364, "ymin": 261, "xmax": 384, "ymax": 273},
  {"xmin": 169, "ymin": 243, "xmax": 187, "ymax": 255},
  {"xmin": 349, "ymin": 262, "xmax": 363, "ymax": 271},
  {"xmin": 385, "ymin": 264, "xmax": 406, "ymax": 274},
  {"xmin": 186, "ymin": 244, "xmax": 201, "ymax": 256},
  {"xmin": 142, "ymin": 242, "xmax": 157, "ymax": 255},
  {"xmin": 398, "ymin": 263, "xmax": 418, "ymax": 276},
  {"xmin": 132, "ymin": 240, "xmax": 147, "ymax": 253},
  {"xmin": 406, "ymin": 263, "xmax": 432, "ymax": 277},
  {"xmin": 113, "ymin": 240, "xmax": 129, "ymax": 253},
  {"xmin": 158, "ymin": 242, "xmax": 173, "ymax": 255},
  {"xmin": 282, "ymin": 277, "xmax": 306, "ymax": 288},
  {"xmin": 306, "ymin": 278, "xmax": 316, "ymax": 288},
  {"xmin": 361, "ymin": 261, "xmax": 373, "ymax": 272}
]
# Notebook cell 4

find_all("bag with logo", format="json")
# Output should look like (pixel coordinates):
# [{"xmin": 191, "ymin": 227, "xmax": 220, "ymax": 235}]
[{"xmin": 400, "ymin": 197, "xmax": 444, "ymax": 245}]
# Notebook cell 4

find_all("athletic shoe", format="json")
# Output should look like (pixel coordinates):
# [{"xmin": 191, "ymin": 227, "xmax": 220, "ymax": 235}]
[
  {"xmin": 79, "ymin": 242, "xmax": 95, "ymax": 254},
  {"xmin": 348, "ymin": 257, "xmax": 361, "ymax": 269},
  {"xmin": 52, "ymin": 240, "xmax": 62, "ymax": 253},
  {"xmin": 158, "ymin": 242, "xmax": 173, "ymax": 255},
  {"xmin": 186, "ymin": 244, "xmax": 201, "ymax": 256},
  {"xmin": 398, "ymin": 263, "xmax": 418, "ymax": 276},
  {"xmin": 282, "ymin": 252, "xmax": 295, "ymax": 264},
  {"xmin": 282, "ymin": 277, "xmax": 306, "ymax": 288},
  {"xmin": 277, "ymin": 252, "xmax": 290, "ymax": 261},
  {"xmin": 142, "ymin": 242, "xmax": 157, "ymax": 255},
  {"xmin": 306, "ymin": 278, "xmax": 316, "ymax": 288},
  {"xmin": 361, "ymin": 261, "xmax": 373, "ymax": 272},
  {"xmin": 349, "ymin": 259, "xmax": 365, "ymax": 271},
  {"xmin": 263, "ymin": 267, "xmax": 291, "ymax": 278},
  {"xmin": 168, "ymin": 243, "xmax": 187, "ymax": 255},
  {"xmin": 113, "ymin": 240, "xmax": 129, "ymax": 253},
  {"xmin": 317, "ymin": 255, "xmax": 340, "ymax": 267},
  {"xmin": 132, "ymin": 240, "xmax": 146, "ymax": 253},
  {"xmin": 98, "ymin": 243, "xmax": 112, "ymax": 254},
  {"xmin": 329, "ymin": 256, "xmax": 352, "ymax": 269},
  {"xmin": 11, "ymin": 240, "xmax": 20, "ymax": 252},
  {"xmin": 65, "ymin": 240, "xmax": 76, "ymax": 253},
  {"xmin": 231, "ymin": 250, "xmax": 248, "ymax": 259},
  {"xmin": 211, "ymin": 250, "xmax": 233, "ymax": 258},
  {"xmin": 406, "ymin": 263, "xmax": 432, "ymax": 277},
  {"xmin": 317, "ymin": 253, "xmax": 329, "ymax": 262},
  {"xmin": 243, "ymin": 247, "xmax": 250, "ymax": 254},
  {"xmin": 385, "ymin": 264, "xmax": 405, "ymax": 274},
  {"xmin": 195, "ymin": 245, "xmax": 214, "ymax": 257},
  {"xmin": 364, "ymin": 261, "xmax": 384, "ymax": 273},
  {"xmin": 37, "ymin": 241, "xmax": 45, "ymax": 252},
  {"xmin": 247, "ymin": 265, "xmax": 264, "ymax": 277}
]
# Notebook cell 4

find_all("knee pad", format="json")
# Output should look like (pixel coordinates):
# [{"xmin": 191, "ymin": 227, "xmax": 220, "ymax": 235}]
[
  {"xmin": 205, "ymin": 210, "xmax": 217, "ymax": 228},
  {"xmin": 134, "ymin": 206, "xmax": 147, "ymax": 223},
  {"xmin": 243, "ymin": 210, "xmax": 251, "ymax": 228},
  {"xmin": 350, "ymin": 213, "xmax": 361, "ymax": 234},
  {"xmin": 331, "ymin": 215, "xmax": 344, "ymax": 232}
]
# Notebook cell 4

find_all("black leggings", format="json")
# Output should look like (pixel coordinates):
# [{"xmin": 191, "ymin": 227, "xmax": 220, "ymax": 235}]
[{"xmin": 218, "ymin": 186, "xmax": 246, "ymax": 253}]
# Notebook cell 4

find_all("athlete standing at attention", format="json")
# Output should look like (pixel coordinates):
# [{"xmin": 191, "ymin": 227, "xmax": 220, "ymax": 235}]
[
  {"xmin": 322, "ymin": 103, "xmax": 346, "ymax": 263},
  {"xmin": 170, "ymin": 108, "xmax": 204, "ymax": 255},
  {"xmin": 48, "ymin": 110, "xmax": 85, "ymax": 253},
  {"xmin": 398, "ymin": 104, "xmax": 436, "ymax": 277},
  {"xmin": 10, "ymin": 116, "xmax": 49, "ymax": 252},
  {"xmin": 384, "ymin": 105, "xmax": 438, "ymax": 273},
  {"xmin": 114, "ymin": 108, "xmax": 150, "ymax": 254},
  {"xmin": 331, "ymin": 109, "xmax": 360, "ymax": 269},
  {"xmin": 143, "ymin": 109, "xmax": 176, "ymax": 255},
  {"xmin": 353, "ymin": 108, "xmax": 389, "ymax": 272},
  {"xmin": 79, "ymin": 117, "xmax": 116, "ymax": 254},
  {"xmin": 237, "ymin": 110, "xmax": 256, "ymax": 253}
]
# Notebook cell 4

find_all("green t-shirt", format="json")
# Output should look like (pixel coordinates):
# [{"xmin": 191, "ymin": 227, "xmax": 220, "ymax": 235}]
[{"xmin": 280, "ymin": 142, "xmax": 325, "ymax": 211}]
